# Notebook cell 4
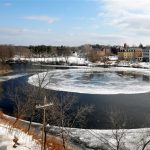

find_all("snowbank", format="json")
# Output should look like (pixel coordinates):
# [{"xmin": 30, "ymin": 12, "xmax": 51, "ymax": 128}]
[
  {"xmin": 13, "ymin": 56, "xmax": 89, "ymax": 65},
  {"xmin": 0, "ymin": 123, "xmax": 40, "ymax": 150},
  {"xmin": 65, "ymin": 127, "xmax": 150, "ymax": 150},
  {"xmin": 3, "ymin": 114, "xmax": 150, "ymax": 150}
]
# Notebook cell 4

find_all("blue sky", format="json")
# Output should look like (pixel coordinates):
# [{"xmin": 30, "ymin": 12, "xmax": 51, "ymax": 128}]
[{"xmin": 0, "ymin": 0, "xmax": 150, "ymax": 46}]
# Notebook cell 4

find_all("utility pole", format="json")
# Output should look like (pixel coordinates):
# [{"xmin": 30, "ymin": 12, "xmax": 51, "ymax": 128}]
[{"xmin": 36, "ymin": 96, "xmax": 53, "ymax": 150}]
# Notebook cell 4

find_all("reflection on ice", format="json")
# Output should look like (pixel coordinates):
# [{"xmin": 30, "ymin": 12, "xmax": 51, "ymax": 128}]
[{"xmin": 28, "ymin": 67, "xmax": 150, "ymax": 94}]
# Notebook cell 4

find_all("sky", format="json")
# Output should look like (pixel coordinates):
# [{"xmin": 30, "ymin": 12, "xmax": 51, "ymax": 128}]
[{"xmin": 0, "ymin": 0, "xmax": 150, "ymax": 46}]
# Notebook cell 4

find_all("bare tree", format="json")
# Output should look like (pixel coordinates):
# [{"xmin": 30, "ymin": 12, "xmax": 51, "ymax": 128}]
[
  {"xmin": 62, "ymin": 47, "xmax": 71, "ymax": 64},
  {"xmin": 131, "ymin": 115, "xmax": 150, "ymax": 150},
  {"xmin": 136, "ymin": 129, "xmax": 150, "ymax": 150},
  {"xmin": 45, "ymin": 92, "xmax": 93, "ymax": 149},
  {"xmin": 7, "ymin": 67, "xmax": 93, "ymax": 150},
  {"xmin": 0, "ymin": 45, "xmax": 15, "ymax": 62},
  {"xmin": 87, "ymin": 108, "xmax": 128, "ymax": 150},
  {"xmin": 8, "ymin": 83, "xmax": 34, "ymax": 126},
  {"xmin": 25, "ymin": 70, "xmax": 55, "ymax": 133},
  {"xmin": 108, "ymin": 109, "xmax": 127, "ymax": 150},
  {"xmin": 88, "ymin": 50, "xmax": 100, "ymax": 63}
]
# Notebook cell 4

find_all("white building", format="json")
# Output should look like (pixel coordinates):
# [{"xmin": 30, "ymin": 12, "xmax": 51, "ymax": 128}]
[{"xmin": 143, "ymin": 49, "xmax": 150, "ymax": 62}]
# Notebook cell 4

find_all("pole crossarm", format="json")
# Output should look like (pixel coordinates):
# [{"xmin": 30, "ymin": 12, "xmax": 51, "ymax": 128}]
[{"xmin": 36, "ymin": 103, "xmax": 53, "ymax": 109}]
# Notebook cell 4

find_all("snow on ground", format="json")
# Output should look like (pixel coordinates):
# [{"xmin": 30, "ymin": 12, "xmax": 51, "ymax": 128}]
[
  {"xmin": 0, "ymin": 123, "xmax": 40, "ymax": 150},
  {"xmin": 28, "ymin": 67, "xmax": 150, "ymax": 95},
  {"xmin": 117, "ymin": 61, "xmax": 150, "ymax": 69},
  {"xmin": 3, "ymin": 115, "xmax": 150, "ymax": 150},
  {"xmin": 13, "ymin": 56, "xmax": 89, "ymax": 65},
  {"xmin": 1, "ymin": 112, "xmax": 147, "ymax": 150},
  {"xmin": 13, "ymin": 55, "xmax": 150, "ymax": 69},
  {"xmin": 138, "ymin": 62, "xmax": 150, "ymax": 68},
  {"xmin": 68, "ymin": 127, "xmax": 150, "ymax": 149},
  {"xmin": 108, "ymin": 56, "xmax": 118, "ymax": 61},
  {"xmin": 46, "ymin": 125, "xmax": 150, "ymax": 150}
]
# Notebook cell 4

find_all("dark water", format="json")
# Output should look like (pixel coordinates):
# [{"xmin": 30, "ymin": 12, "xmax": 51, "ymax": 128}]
[
  {"xmin": 79, "ymin": 93, "xmax": 150, "ymax": 129},
  {"xmin": 1, "ymin": 64, "xmax": 150, "ymax": 129}
]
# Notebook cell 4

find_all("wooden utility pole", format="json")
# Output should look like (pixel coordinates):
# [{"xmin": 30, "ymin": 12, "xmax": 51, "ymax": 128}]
[{"xmin": 36, "ymin": 96, "xmax": 53, "ymax": 150}]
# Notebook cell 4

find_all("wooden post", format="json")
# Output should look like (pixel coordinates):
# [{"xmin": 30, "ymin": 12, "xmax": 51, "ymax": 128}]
[
  {"xmin": 36, "ymin": 96, "xmax": 53, "ymax": 150},
  {"xmin": 42, "ymin": 96, "xmax": 46, "ymax": 150}
]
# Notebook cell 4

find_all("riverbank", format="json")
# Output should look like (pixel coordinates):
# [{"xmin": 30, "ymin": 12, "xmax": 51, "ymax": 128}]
[
  {"xmin": 0, "ymin": 113, "xmax": 79, "ymax": 150},
  {"xmin": 12, "ymin": 56, "xmax": 150, "ymax": 69},
  {"xmin": 2, "ymin": 113, "xmax": 150, "ymax": 150},
  {"xmin": 0, "ymin": 112, "xmax": 40, "ymax": 150}
]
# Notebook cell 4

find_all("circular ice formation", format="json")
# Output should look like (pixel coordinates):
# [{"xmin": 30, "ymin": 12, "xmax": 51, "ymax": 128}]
[{"xmin": 28, "ymin": 67, "xmax": 150, "ymax": 95}]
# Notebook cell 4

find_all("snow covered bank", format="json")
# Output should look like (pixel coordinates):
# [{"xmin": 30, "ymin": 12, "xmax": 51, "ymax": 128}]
[
  {"xmin": 1, "ymin": 114, "xmax": 79, "ymax": 150},
  {"xmin": 13, "ymin": 56, "xmax": 89, "ymax": 65},
  {"xmin": 2, "ymin": 114, "xmax": 150, "ymax": 150},
  {"xmin": 0, "ymin": 123, "xmax": 40, "ymax": 150},
  {"xmin": 63, "ymin": 127, "xmax": 150, "ymax": 150},
  {"xmin": 28, "ymin": 67, "xmax": 150, "ymax": 95}
]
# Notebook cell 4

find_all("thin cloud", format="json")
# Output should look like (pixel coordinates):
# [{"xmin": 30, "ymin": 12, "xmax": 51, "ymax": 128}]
[
  {"xmin": 4, "ymin": 2, "xmax": 12, "ymax": 7},
  {"xmin": 24, "ymin": 15, "xmax": 58, "ymax": 24},
  {"xmin": 100, "ymin": 0, "xmax": 150, "ymax": 35},
  {"xmin": 0, "ymin": 27, "xmax": 51, "ymax": 36},
  {"xmin": 0, "ymin": 28, "xmax": 22, "ymax": 36}
]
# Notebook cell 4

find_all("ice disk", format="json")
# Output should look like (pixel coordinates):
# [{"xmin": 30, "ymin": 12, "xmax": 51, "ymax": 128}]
[{"xmin": 28, "ymin": 67, "xmax": 150, "ymax": 94}]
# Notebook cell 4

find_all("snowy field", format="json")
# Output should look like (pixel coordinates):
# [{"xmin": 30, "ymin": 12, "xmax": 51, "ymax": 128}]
[{"xmin": 28, "ymin": 67, "xmax": 150, "ymax": 94}]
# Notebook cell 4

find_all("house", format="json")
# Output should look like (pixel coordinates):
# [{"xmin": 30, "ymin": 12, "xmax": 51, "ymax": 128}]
[
  {"xmin": 118, "ymin": 44, "xmax": 143, "ymax": 61},
  {"xmin": 143, "ymin": 48, "xmax": 150, "ymax": 62},
  {"xmin": 118, "ymin": 47, "xmax": 134, "ymax": 61},
  {"xmin": 134, "ymin": 48, "xmax": 143, "ymax": 62}
]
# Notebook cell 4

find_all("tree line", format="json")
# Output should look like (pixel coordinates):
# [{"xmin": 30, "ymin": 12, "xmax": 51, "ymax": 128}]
[
  {"xmin": 0, "ymin": 44, "xmax": 119, "ymax": 64},
  {"xmin": 0, "ymin": 45, "xmax": 30, "ymax": 63}
]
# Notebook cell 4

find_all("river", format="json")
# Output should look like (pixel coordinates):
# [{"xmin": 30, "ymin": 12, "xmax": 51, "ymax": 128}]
[{"xmin": 0, "ymin": 63, "xmax": 150, "ymax": 129}]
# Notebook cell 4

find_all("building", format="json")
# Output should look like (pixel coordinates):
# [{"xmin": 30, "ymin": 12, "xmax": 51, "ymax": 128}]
[
  {"xmin": 118, "ymin": 45, "xmax": 143, "ymax": 61},
  {"xmin": 143, "ymin": 48, "xmax": 150, "ymax": 62},
  {"xmin": 118, "ymin": 48, "xmax": 134, "ymax": 61},
  {"xmin": 134, "ymin": 48, "xmax": 143, "ymax": 61},
  {"xmin": 95, "ymin": 47, "xmax": 111, "ymax": 57}
]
